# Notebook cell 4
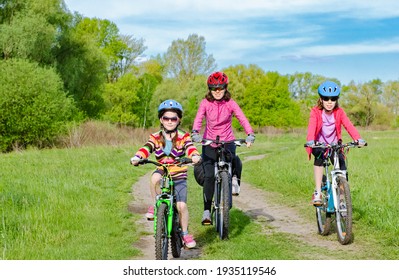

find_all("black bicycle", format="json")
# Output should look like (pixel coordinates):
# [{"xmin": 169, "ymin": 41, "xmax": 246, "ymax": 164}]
[
  {"xmin": 202, "ymin": 137, "xmax": 246, "ymax": 240},
  {"xmin": 135, "ymin": 158, "xmax": 192, "ymax": 259}
]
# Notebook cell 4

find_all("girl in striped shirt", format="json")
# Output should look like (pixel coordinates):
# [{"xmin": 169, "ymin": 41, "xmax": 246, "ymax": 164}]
[{"xmin": 131, "ymin": 99, "xmax": 201, "ymax": 248}]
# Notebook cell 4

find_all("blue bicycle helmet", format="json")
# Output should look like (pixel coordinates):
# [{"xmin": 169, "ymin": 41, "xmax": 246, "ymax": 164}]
[
  {"xmin": 158, "ymin": 99, "xmax": 183, "ymax": 118},
  {"xmin": 318, "ymin": 81, "xmax": 340, "ymax": 97}
]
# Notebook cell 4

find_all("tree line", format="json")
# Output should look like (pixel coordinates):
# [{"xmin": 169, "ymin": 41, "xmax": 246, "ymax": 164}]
[{"xmin": 0, "ymin": 0, "xmax": 398, "ymax": 152}]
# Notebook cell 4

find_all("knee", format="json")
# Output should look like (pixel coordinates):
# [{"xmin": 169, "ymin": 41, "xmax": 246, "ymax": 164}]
[{"xmin": 177, "ymin": 202, "xmax": 187, "ymax": 212}]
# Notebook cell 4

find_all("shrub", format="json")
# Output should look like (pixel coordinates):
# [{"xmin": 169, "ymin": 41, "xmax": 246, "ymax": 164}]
[{"xmin": 0, "ymin": 59, "xmax": 78, "ymax": 152}]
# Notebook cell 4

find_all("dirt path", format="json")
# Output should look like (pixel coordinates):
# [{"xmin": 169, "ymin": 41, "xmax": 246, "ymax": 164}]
[{"xmin": 130, "ymin": 154, "xmax": 362, "ymax": 260}]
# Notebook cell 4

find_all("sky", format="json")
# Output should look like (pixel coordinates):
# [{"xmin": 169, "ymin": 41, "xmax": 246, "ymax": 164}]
[{"xmin": 63, "ymin": 0, "xmax": 399, "ymax": 85}]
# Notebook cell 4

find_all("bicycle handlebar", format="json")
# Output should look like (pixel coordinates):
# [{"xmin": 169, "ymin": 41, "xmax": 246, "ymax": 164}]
[
  {"xmin": 136, "ymin": 157, "xmax": 193, "ymax": 167},
  {"xmin": 201, "ymin": 138, "xmax": 247, "ymax": 146},
  {"xmin": 304, "ymin": 141, "xmax": 368, "ymax": 149}
]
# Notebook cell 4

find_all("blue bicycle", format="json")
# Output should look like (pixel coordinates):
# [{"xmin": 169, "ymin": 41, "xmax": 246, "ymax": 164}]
[{"xmin": 305, "ymin": 141, "xmax": 366, "ymax": 245}]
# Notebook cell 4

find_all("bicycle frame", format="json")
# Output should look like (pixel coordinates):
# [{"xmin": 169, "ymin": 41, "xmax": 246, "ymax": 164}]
[{"xmin": 323, "ymin": 148, "xmax": 347, "ymax": 214}]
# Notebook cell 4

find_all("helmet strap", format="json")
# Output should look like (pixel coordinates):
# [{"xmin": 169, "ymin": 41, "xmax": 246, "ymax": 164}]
[{"xmin": 161, "ymin": 125, "xmax": 179, "ymax": 138}]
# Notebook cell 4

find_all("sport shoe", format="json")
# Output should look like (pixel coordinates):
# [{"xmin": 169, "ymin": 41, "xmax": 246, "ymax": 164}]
[
  {"xmin": 182, "ymin": 234, "xmax": 196, "ymax": 249},
  {"xmin": 146, "ymin": 206, "xmax": 154, "ymax": 220},
  {"xmin": 312, "ymin": 191, "xmax": 322, "ymax": 206},
  {"xmin": 232, "ymin": 175, "xmax": 240, "ymax": 196},
  {"xmin": 339, "ymin": 202, "xmax": 347, "ymax": 217},
  {"xmin": 201, "ymin": 210, "xmax": 212, "ymax": 225}
]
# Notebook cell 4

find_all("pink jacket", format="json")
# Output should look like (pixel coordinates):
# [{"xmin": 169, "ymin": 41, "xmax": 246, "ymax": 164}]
[
  {"xmin": 306, "ymin": 106, "xmax": 361, "ymax": 159},
  {"xmin": 193, "ymin": 98, "xmax": 254, "ymax": 141}
]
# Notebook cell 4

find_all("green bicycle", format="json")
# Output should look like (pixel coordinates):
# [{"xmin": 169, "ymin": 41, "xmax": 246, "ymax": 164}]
[{"xmin": 136, "ymin": 158, "xmax": 192, "ymax": 259}]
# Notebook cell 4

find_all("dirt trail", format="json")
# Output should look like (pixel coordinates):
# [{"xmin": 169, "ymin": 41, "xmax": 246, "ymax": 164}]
[{"xmin": 129, "ymin": 154, "xmax": 362, "ymax": 260}]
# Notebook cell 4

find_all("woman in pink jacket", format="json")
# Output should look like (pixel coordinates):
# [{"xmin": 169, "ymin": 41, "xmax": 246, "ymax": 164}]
[
  {"xmin": 191, "ymin": 71, "xmax": 255, "ymax": 225},
  {"xmin": 306, "ymin": 81, "xmax": 366, "ymax": 205}
]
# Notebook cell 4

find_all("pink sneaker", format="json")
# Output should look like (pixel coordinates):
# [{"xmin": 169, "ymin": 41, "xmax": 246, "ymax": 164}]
[
  {"xmin": 182, "ymin": 234, "xmax": 196, "ymax": 249},
  {"xmin": 146, "ymin": 206, "xmax": 154, "ymax": 220}
]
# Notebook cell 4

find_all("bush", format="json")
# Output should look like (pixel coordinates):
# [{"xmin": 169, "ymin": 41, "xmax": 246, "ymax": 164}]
[{"xmin": 0, "ymin": 59, "xmax": 78, "ymax": 152}]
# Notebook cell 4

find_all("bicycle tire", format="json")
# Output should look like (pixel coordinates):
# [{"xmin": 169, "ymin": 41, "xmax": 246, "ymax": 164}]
[
  {"xmin": 219, "ymin": 171, "xmax": 230, "ymax": 240},
  {"xmin": 170, "ymin": 206, "xmax": 182, "ymax": 258},
  {"xmin": 155, "ymin": 203, "xmax": 169, "ymax": 260},
  {"xmin": 316, "ymin": 188, "xmax": 332, "ymax": 236},
  {"xmin": 213, "ymin": 179, "xmax": 221, "ymax": 233},
  {"xmin": 335, "ymin": 177, "xmax": 353, "ymax": 245}
]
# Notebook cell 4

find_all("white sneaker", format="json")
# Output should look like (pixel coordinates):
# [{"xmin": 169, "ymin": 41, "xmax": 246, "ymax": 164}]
[
  {"xmin": 232, "ymin": 175, "xmax": 240, "ymax": 196},
  {"xmin": 312, "ymin": 191, "xmax": 322, "ymax": 206},
  {"xmin": 201, "ymin": 210, "xmax": 212, "ymax": 225}
]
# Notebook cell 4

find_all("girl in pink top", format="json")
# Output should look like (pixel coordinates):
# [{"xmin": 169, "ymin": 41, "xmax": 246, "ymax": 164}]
[
  {"xmin": 191, "ymin": 71, "xmax": 255, "ymax": 225},
  {"xmin": 306, "ymin": 81, "xmax": 366, "ymax": 205}
]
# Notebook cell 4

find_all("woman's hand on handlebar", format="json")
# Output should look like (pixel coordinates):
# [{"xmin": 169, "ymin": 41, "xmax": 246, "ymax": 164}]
[{"xmin": 246, "ymin": 134, "xmax": 255, "ymax": 148}]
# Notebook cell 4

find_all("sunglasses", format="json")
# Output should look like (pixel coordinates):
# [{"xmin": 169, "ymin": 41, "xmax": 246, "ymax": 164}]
[
  {"xmin": 162, "ymin": 116, "xmax": 179, "ymax": 122},
  {"xmin": 209, "ymin": 86, "xmax": 226, "ymax": 91},
  {"xmin": 321, "ymin": 96, "xmax": 338, "ymax": 102}
]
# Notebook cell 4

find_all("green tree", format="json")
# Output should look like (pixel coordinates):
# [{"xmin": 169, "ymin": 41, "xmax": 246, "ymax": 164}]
[
  {"xmin": 74, "ymin": 17, "xmax": 146, "ymax": 82},
  {"xmin": 382, "ymin": 81, "xmax": 399, "ymax": 127},
  {"xmin": 112, "ymin": 34, "xmax": 147, "ymax": 79},
  {"xmin": 242, "ymin": 72, "xmax": 306, "ymax": 128},
  {"xmin": 102, "ymin": 73, "xmax": 141, "ymax": 126},
  {"xmin": 223, "ymin": 64, "xmax": 266, "ymax": 104},
  {"xmin": 163, "ymin": 34, "xmax": 216, "ymax": 83},
  {"xmin": 55, "ymin": 14, "xmax": 108, "ymax": 118},
  {"xmin": 344, "ymin": 81, "xmax": 380, "ymax": 126},
  {"xmin": 136, "ymin": 73, "xmax": 160, "ymax": 128},
  {"xmin": 0, "ymin": 59, "xmax": 77, "ymax": 152}
]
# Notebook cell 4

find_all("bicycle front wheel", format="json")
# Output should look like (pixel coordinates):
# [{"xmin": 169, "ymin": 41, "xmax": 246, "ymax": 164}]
[
  {"xmin": 316, "ymin": 187, "xmax": 332, "ymax": 236},
  {"xmin": 335, "ymin": 177, "xmax": 353, "ymax": 245},
  {"xmin": 170, "ymin": 206, "xmax": 182, "ymax": 258},
  {"xmin": 155, "ymin": 203, "xmax": 169, "ymax": 260},
  {"xmin": 219, "ymin": 171, "xmax": 230, "ymax": 240}
]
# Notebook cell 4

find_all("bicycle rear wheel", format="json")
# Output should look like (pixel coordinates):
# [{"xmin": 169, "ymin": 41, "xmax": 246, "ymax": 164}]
[
  {"xmin": 335, "ymin": 177, "xmax": 353, "ymax": 245},
  {"xmin": 170, "ymin": 206, "xmax": 182, "ymax": 258},
  {"xmin": 155, "ymin": 203, "xmax": 169, "ymax": 260},
  {"xmin": 219, "ymin": 171, "xmax": 230, "ymax": 240},
  {"xmin": 316, "ymin": 187, "xmax": 332, "ymax": 235}
]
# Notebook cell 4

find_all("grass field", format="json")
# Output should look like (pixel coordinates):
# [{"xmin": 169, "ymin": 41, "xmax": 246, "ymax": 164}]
[{"xmin": 0, "ymin": 130, "xmax": 398, "ymax": 259}]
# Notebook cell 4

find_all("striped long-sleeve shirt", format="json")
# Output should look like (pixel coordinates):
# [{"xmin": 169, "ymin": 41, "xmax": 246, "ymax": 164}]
[{"xmin": 134, "ymin": 129, "xmax": 200, "ymax": 180}]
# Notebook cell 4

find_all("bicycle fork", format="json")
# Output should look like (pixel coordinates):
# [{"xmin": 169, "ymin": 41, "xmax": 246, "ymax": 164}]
[
  {"xmin": 213, "ymin": 162, "xmax": 233, "ymax": 210},
  {"xmin": 154, "ymin": 198, "xmax": 174, "ymax": 237}
]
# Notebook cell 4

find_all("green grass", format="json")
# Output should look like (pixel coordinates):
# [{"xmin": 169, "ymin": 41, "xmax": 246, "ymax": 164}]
[
  {"xmin": 1, "ymin": 130, "xmax": 398, "ymax": 259},
  {"xmin": 0, "ymin": 146, "xmax": 146, "ymax": 259},
  {"xmin": 236, "ymin": 130, "xmax": 399, "ymax": 258}
]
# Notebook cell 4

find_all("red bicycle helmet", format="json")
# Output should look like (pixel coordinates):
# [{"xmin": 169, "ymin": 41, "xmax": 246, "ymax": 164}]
[{"xmin": 207, "ymin": 71, "xmax": 229, "ymax": 89}]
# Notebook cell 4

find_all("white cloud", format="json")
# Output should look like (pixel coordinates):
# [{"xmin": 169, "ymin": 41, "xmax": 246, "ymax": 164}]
[
  {"xmin": 295, "ymin": 37, "xmax": 399, "ymax": 58},
  {"xmin": 63, "ymin": 0, "xmax": 399, "ymax": 83},
  {"xmin": 65, "ymin": 0, "xmax": 399, "ymax": 20}
]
